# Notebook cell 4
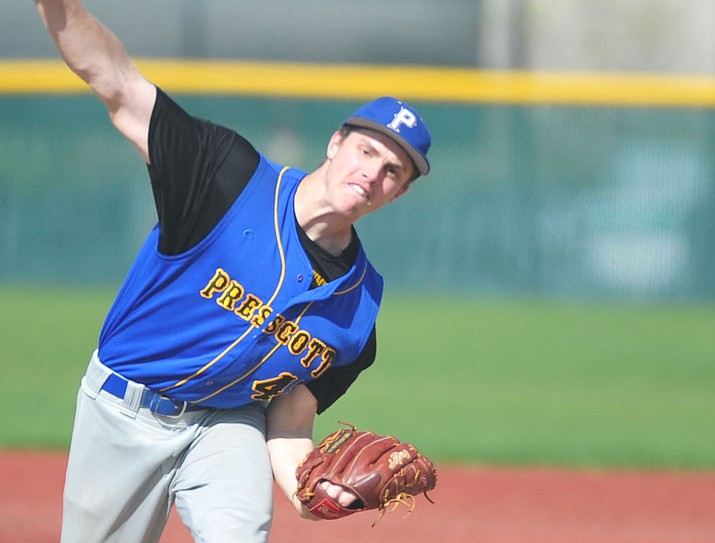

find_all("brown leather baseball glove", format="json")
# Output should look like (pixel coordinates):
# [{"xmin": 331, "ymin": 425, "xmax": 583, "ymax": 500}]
[{"xmin": 295, "ymin": 423, "xmax": 437, "ymax": 524}]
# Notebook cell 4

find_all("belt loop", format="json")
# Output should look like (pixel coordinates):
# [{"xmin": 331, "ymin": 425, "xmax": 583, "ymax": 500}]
[
  {"xmin": 83, "ymin": 350, "xmax": 112, "ymax": 400},
  {"xmin": 122, "ymin": 380, "xmax": 144, "ymax": 415}
]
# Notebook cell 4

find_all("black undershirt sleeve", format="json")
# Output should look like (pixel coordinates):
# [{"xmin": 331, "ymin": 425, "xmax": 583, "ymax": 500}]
[
  {"xmin": 299, "ymin": 227, "xmax": 378, "ymax": 414},
  {"xmin": 305, "ymin": 328, "xmax": 376, "ymax": 414},
  {"xmin": 146, "ymin": 87, "xmax": 377, "ymax": 413},
  {"xmin": 147, "ymin": 88, "xmax": 259, "ymax": 255}
]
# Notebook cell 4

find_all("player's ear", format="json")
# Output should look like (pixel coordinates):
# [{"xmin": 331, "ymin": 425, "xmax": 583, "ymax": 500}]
[
  {"xmin": 390, "ymin": 182, "xmax": 411, "ymax": 203},
  {"xmin": 326, "ymin": 131, "xmax": 345, "ymax": 160}
]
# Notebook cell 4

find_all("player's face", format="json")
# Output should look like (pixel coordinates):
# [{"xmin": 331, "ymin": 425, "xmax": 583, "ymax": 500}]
[{"xmin": 325, "ymin": 128, "xmax": 415, "ymax": 219}]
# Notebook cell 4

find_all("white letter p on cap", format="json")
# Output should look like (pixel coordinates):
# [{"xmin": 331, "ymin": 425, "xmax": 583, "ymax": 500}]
[{"xmin": 387, "ymin": 107, "xmax": 417, "ymax": 132}]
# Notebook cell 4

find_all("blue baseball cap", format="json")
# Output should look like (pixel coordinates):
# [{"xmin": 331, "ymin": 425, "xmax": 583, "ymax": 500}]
[{"xmin": 345, "ymin": 96, "xmax": 431, "ymax": 177}]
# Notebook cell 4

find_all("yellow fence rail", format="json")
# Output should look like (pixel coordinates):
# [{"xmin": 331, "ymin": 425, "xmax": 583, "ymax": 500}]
[{"xmin": 2, "ymin": 59, "xmax": 715, "ymax": 107}]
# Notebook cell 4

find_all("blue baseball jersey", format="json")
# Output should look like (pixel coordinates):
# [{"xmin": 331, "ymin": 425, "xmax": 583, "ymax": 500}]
[{"xmin": 98, "ymin": 154, "xmax": 384, "ymax": 409}]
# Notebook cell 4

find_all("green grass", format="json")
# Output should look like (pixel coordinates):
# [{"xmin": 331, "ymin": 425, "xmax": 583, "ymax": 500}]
[
  {"xmin": 2, "ymin": 286, "xmax": 715, "ymax": 470},
  {"xmin": 317, "ymin": 294, "xmax": 715, "ymax": 470},
  {"xmin": 0, "ymin": 286, "xmax": 114, "ymax": 448}
]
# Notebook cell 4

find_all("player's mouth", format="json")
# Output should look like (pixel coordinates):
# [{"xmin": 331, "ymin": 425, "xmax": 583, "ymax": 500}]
[{"xmin": 349, "ymin": 183, "xmax": 369, "ymax": 201}]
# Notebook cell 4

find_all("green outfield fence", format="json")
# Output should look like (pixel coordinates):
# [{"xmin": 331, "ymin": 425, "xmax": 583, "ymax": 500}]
[{"xmin": 2, "ymin": 61, "xmax": 715, "ymax": 302}]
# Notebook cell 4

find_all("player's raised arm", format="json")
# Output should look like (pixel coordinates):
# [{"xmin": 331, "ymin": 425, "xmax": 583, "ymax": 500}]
[{"xmin": 34, "ymin": 0, "xmax": 156, "ymax": 162}]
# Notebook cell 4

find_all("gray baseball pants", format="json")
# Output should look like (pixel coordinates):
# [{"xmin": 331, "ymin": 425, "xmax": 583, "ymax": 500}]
[{"xmin": 60, "ymin": 352, "xmax": 273, "ymax": 543}]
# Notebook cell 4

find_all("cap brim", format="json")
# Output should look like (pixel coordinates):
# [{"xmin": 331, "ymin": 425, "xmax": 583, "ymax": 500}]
[{"xmin": 346, "ymin": 117, "xmax": 430, "ymax": 176}]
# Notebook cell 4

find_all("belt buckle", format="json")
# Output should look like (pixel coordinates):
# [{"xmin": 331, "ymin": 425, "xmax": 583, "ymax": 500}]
[
  {"xmin": 145, "ymin": 390, "xmax": 188, "ymax": 419},
  {"xmin": 164, "ymin": 399, "xmax": 188, "ymax": 419}
]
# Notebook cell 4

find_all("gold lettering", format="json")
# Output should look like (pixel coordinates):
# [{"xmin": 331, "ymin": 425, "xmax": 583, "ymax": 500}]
[
  {"xmin": 312, "ymin": 270, "xmax": 327, "ymax": 287},
  {"xmin": 301, "ymin": 338, "xmax": 325, "ymax": 368},
  {"xmin": 216, "ymin": 280, "xmax": 245, "ymax": 311},
  {"xmin": 264, "ymin": 314, "xmax": 285, "ymax": 335},
  {"xmin": 251, "ymin": 373, "xmax": 298, "ymax": 401},
  {"xmin": 288, "ymin": 330, "xmax": 311, "ymax": 356},
  {"xmin": 251, "ymin": 305, "xmax": 273, "ymax": 328},
  {"xmin": 311, "ymin": 347, "xmax": 336, "ymax": 378},
  {"xmin": 200, "ymin": 269, "xmax": 341, "ymax": 374},
  {"xmin": 275, "ymin": 320, "xmax": 298, "ymax": 344},
  {"xmin": 235, "ymin": 294, "xmax": 263, "ymax": 320},
  {"xmin": 200, "ymin": 268, "xmax": 230, "ymax": 299}
]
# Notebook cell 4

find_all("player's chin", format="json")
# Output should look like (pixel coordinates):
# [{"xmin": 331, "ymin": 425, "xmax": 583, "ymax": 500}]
[
  {"xmin": 334, "ymin": 200, "xmax": 369, "ymax": 222},
  {"xmin": 346, "ymin": 195, "xmax": 388, "ymax": 218}
]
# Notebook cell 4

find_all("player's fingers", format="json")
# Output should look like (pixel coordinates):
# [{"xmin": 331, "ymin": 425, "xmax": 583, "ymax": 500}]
[{"xmin": 319, "ymin": 481, "xmax": 360, "ymax": 507}]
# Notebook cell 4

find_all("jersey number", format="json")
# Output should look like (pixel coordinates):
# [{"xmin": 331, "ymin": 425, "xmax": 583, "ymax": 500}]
[{"xmin": 251, "ymin": 372, "xmax": 298, "ymax": 401}]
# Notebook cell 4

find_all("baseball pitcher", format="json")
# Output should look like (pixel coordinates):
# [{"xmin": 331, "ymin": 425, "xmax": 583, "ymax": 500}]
[{"xmin": 34, "ymin": 1, "xmax": 436, "ymax": 541}]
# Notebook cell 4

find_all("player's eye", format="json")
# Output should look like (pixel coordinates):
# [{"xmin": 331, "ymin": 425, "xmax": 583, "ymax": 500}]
[{"xmin": 385, "ymin": 164, "xmax": 401, "ymax": 178}]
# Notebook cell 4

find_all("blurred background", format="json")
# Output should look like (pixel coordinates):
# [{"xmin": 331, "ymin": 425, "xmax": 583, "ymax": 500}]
[
  {"xmin": 2, "ymin": 0, "xmax": 714, "ymax": 301},
  {"xmin": 1, "ymin": 1, "xmax": 714, "ymax": 469},
  {"xmin": 5, "ymin": 0, "xmax": 715, "ymax": 70}
]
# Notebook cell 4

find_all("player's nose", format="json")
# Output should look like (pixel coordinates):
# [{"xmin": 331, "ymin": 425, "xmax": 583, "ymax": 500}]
[{"xmin": 360, "ymin": 159, "xmax": 383, "ymax": 183}]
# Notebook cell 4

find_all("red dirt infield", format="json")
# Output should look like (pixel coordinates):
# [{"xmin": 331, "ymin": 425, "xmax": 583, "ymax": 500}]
[{"xmin": 2, "ymin": 450, "xmax": 715, "ymax": 543}]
